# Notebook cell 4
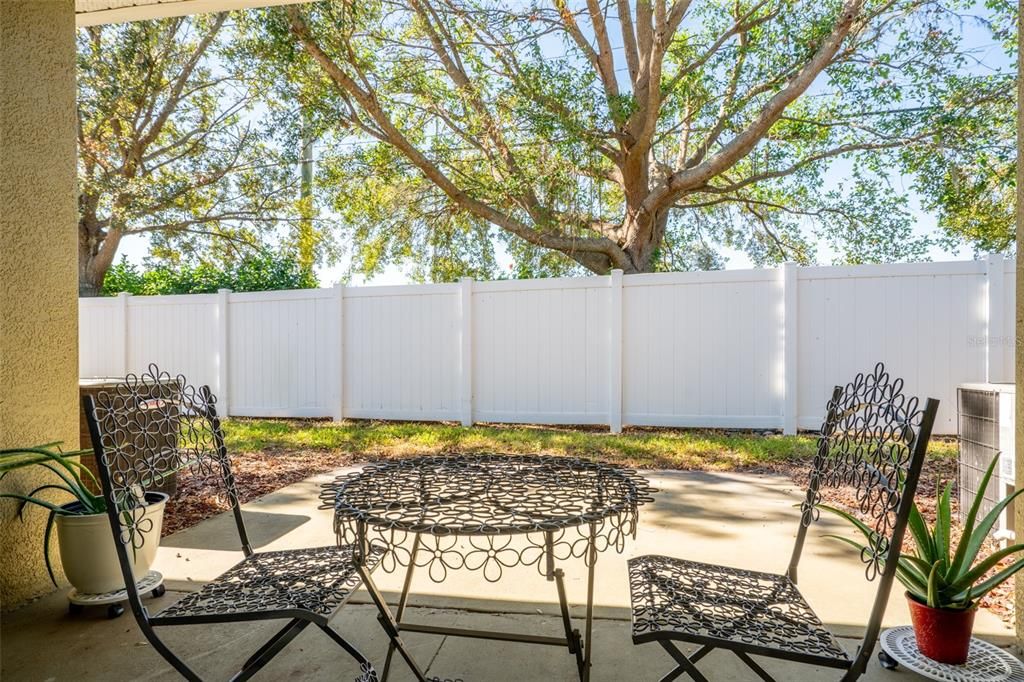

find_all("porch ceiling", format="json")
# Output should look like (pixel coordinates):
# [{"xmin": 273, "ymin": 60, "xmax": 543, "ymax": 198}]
[{"xmin": 75, "ymin": 0, "xmax": 308, "ymax": 26}]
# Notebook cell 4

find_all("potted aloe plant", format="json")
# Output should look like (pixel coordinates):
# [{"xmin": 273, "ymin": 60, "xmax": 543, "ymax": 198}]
[
  {"xmin": 822, "ymin": 455, "xmax": 1024, "ymax": 664},
  {"xmin": 0, "ymin": 443, "xmax": 168, "ymax": 595}
]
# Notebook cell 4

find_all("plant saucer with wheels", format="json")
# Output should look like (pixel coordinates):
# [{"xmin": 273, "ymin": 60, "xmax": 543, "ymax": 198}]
[
  {"xmin": 822, "ymin": 454, "xmax": 1024, "ymax": 666},
  {"xmin": 67, "ymin": 570, "xmax": 167, "ymax": 619}
]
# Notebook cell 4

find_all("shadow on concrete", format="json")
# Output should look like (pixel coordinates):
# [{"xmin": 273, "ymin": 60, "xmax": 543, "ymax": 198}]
[{"xmin": 162, "ymin": 510, "xmax": 311, "ymax": 551}]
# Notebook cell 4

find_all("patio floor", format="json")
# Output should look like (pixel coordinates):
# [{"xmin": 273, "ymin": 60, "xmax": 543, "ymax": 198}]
[{"xmin": 2, "ymin": 468, "xmax": 1017, "ymax": 681}]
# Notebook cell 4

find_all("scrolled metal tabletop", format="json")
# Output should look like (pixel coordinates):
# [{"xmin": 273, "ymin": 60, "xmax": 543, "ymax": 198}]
[{"xmin": 320, "ymin": 454, "xmax": 655, "ymax": 581}]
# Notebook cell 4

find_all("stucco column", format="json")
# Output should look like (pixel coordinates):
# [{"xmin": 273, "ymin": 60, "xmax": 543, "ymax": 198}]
[
  {"xmin": 0, "ymin": 0, "xmax": 79, "ymax": 607},
  {"xmin": 1016, "ymin": 0, "xmax": 1024, "ymax": 654}
]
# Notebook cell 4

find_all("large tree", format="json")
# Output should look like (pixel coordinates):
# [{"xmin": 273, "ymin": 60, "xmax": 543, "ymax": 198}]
[
  {"xmin": 77, "ymin": 14, "xmax": 297, "ymax": 296},
  {"xmin": 245, "ymin": 0, "xmax": 987, "ymax": 279},
  {"xmin": 903, "ymin": 1, "xmax": 1016, "ymax": 255}
]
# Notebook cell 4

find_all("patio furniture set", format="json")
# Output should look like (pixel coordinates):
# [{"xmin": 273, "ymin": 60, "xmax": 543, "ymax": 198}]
[{"xmin": 81, "ymin": 362, "xmax": 939, "ymax": 681}]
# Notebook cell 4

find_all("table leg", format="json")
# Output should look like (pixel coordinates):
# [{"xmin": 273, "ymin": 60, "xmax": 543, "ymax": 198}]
[
  {"xmin": 382, "ymin": 534, "xmax": 422, "ymax": 682},
  {"xmin": 356, "ymin": 558, "xmax": 428, "ymax": 682},
  {"xmin": 582, "ymin": 522, "xmax": 597, "ymax": 682}
]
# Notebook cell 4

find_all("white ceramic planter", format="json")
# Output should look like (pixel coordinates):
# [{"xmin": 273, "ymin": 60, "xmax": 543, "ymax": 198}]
[{"xmin": 56, "ymin": 492, "xmax": 168, "ymax": 595}]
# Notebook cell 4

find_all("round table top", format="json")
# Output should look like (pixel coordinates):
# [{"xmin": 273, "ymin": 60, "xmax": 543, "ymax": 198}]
[
  {"xmin": 880, "ymin": 627, "xmax": 1024, "ymax": 682},
  {"xmin": 321, "ymin": 454, "xmax": 655, "ymax": 537}
]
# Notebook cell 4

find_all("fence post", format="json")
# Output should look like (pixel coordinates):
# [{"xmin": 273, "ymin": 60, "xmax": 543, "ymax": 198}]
[
  {"xmin": 782, "ymin": 262, "xmax": 798, "ymax": 435},
  {"xmin": 334, "ymin": 282, "xmax": 345, "ymax": 422},
  {"xmin": 609, "ymin": 269, "xmax": 623, "ymax": 434},
  {"xmin": 459, "ymin": 277, "xmax": 473, "ymax": 427},
  {"xmin": 217, "ymin": 288, "xmax": 230, "ymax": 416},
  {"xmin": 116, "ymin": 291, "xmax": 130, "ymax": 376},
  {"xmin": 986, "ymin": 253, "xmax": 1006, "ymax": 383}
]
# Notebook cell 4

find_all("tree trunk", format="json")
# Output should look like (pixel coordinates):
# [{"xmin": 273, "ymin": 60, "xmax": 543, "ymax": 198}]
[
  {"xmin": 78, "ymin": 210, "xmax": 121, "ymax": 297},
  {"xmin": 618, "ymin": 206, "xmax": 669, "ymax": 274}
]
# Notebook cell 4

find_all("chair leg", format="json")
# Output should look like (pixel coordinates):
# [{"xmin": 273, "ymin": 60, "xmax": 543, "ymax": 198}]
[
  {"xmin": 229, "ymin": 618, "xmax": 310, "ymax": 682},
  {"xmin": 657, "ymin": 641, "xmax": 711, "ymax": 682},
  {"xmin": 142, "ymin": 623, "xmax": 204, "ymax": 682},
  {"xmin": 734, "ymin": 651, "xmax": 776, "ymax": 682},
  {"xmin": 318, "ymin": 623, "xmax": 379, "ymax": 681}
]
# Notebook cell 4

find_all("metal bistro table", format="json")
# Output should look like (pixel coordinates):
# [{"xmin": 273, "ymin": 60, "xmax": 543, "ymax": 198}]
[{"xmin": 321, "ymin": 454, "xmax": 654, "ymax": 682}]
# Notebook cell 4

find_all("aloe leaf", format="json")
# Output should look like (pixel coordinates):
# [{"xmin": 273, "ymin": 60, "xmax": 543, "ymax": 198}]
[
  {"xmin": 822, "ymin": 533, "xmax": 869, "ymax": 553},
  {"xmin": 33, "ymin": 462, "xmax": 105, "ymax": 514},
  {"xmin": 927, "ymin": 561, "xmax": 942, "ymax": 608},
  {"xmin": 32, "ymin": 462, "xmax": 96, "ymax": 509},
  {"xmin": 901, "ymin": 554, "xmax": 935, "ymax": 576},
  {"xmin": 898, "ymin": 556, "xmax": 931, "ymax": 589},
  {"xmin": 954, "ymin": 487, "xmax": 1024, "ymax": 579},
  {"xmin": 19, "ymin": 485, "xmax": 79, "ymax": 518},
  {"xmin": 908, "ymin": 502, "xmax": 935, "ymax": 563},
  {"xmin": 0, "ymin": 446, "xmax": 103, "ymax": 501},
  {"xmin": 934, "ymin": 482, "xmax": 952, "ymax": 572},
  {"xmin": 43, "ymin": 509, "xmax": 60, "ymax": 587},
  {"xmin": 818, "ymin": 504, "xmax": 881, "ymax": 544},
  {"xmin": 949, "ymin": 544, "xmax": 1024, "ymax": 594},
  {"xmin": 0, "ymin": 493, "xmax": 71, "ymax": 515},
  {"xmin": 967, "ymin": 559, "xmax": 1024, "ymax": 602},
  {"xmin": 949, "ymin": 455, "xmax": 999, "ymax": 577}
]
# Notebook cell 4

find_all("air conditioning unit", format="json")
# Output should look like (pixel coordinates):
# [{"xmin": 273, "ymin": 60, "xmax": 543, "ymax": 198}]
[{"xmin": 957, "ymin": 383, "xmax": 1015, "ymax": 543}]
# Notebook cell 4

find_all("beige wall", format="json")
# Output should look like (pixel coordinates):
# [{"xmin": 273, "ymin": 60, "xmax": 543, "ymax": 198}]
[{"xmin": 0, "ymin": 0, "xmax": 79, "ymax": 608}]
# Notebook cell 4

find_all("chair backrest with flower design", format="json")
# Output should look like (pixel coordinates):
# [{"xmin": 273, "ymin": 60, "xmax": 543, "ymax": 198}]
[
  {"xmin": 82, "ymin": 365, "xmax": 251, "ymax": 611},
  {"xmin": 787, "ymin": 362, "xmax": 938, "ymax": 674}
]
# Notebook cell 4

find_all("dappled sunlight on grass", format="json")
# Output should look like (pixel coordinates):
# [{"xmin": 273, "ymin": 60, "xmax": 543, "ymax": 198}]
[{"xmin": 222, "ymin": 419, "xmax": 958, "ymax": 471}]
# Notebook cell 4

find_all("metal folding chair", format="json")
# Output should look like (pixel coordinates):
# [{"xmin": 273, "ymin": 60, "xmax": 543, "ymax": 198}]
[
  {"xmin": 83, "ymin": 365, "xmax": 379, "ymax": 681},
  {"xmin": 628, "ymin": 363, "xmax": 939, "ymax": 681}
]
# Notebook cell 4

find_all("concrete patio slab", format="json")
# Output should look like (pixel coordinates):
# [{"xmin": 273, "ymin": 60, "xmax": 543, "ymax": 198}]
[{"xmin": 2, "ymin": 467, "xmax": 1017, "ymax": 681}]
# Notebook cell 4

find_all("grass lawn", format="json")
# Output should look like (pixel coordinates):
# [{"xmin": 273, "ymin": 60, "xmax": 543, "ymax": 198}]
[{"xmin": 222, "ymin": 418, "xmax": 958, "ymax": 471}]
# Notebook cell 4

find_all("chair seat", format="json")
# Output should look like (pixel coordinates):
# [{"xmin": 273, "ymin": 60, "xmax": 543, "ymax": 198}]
[
  {"xmin": 155, "ymin": 545, "xmax": 381, "ymax": 625},
  {"xmin": 628, "ymin": 554, "xmax": 850, "ymax": 667}
]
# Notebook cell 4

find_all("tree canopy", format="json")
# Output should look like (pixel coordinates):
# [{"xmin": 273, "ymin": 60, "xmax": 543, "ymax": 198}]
[
  {"xmin": 902, "ymin": 0, "xmax": 1016, "ymax": 255},
  {"xmin": 77, "ymin": 14, "xmax": 305, "ymax": 296},
  {"xmin": 232, "ymin": 0, "xmax": 1007, "ymax": 281}
]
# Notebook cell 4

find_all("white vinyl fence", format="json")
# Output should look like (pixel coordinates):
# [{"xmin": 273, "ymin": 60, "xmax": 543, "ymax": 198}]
[{"xmin": 79, "ymin": 256, "xmax": 1017, "ymax": 435}]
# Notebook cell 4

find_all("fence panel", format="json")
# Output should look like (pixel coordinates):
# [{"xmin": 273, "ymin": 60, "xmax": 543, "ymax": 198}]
[
  {"xmin": 78, "ymin": 257, "xmax": 1015, "ymax": 435},
  {"xmin": 473, "ymin": 278, "xmax": 610, "ymax": 424},
  {"xmin": 125, "ymin": 294, "xmax": 219, "ymax": 392},
  {"xmin": 228, "ymin": 289, "xmax": 337, "ymax": 417},
  {"xmin": 795, "ymin": 262, "xmax": 988, "ymax": 433},
  {"xmin": 342, "ymin": 285, "xmax": 461, "ymax": 421},
  {"xmin": 622, "ymin": 270, "xmax": 785, "ymax": 429},
  {"xmin": 79, "ymin": 297, "xmax": 122, "ymax": 378}
]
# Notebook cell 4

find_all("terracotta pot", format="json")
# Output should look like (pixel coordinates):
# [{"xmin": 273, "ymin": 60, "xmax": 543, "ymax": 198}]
[
  {"xmin": 56, "ymin": 492, "xmax": 168, "ymax": 595},
  {"xmin": 906, "ymin": 592, "xmax": 977, "ymax": 664}
]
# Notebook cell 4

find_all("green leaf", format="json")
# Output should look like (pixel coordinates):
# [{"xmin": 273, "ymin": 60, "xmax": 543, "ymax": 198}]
[
  {"xmin": 954, "ymin": 486, "xmax": 1024, "ymax": 579},
  {"xmin": 949, "ymin": 543, "xmax": 1024, "ymax": 594},
  {"xmin": 949, "ymin": 454, "xmax": 999, "ymax": 578},
  {"xmin": 934, "ymin": 482, "xmax": 952, "ymax": 572},
  {"xmin": 927, "ymin": 560, "xmax": 942, "ymax": 608},
  {"xmin": 818, "ymin": 504, "xmax": 880, "ymax": 545},
  {"xmin": 907, "ymin": 500, "xmax": 935, "ymax": 563},
  {"xmin": 0, "ymin": 493, "xmax": 72, "ymax": 515},
  {"xmin": 43, "ymin": 509, "xmax": 59, "ymax": 587},
  {"xmin": 967, "ymin": 559, "xmax": 1024, "ymax": 603}
]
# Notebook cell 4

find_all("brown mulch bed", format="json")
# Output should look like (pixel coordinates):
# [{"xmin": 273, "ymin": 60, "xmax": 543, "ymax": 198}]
[
  {"xmin": 161, "ymin": 448, "xmax": 356, "ymax": 537},
  {"xmin": 160, "ymin": 445, "xmax": 1014, "ymax": 628}
]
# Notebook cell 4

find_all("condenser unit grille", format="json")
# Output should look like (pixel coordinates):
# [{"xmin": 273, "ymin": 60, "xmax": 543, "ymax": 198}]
[{"xmin": 957, "ymin": 388, "xmax": 1001, "ymax": 525}]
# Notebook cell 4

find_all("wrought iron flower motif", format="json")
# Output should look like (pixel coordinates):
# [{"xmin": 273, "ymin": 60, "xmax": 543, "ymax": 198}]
[
  {"xmin": 465, "ymin": 535, "xmax": 521, "ymax": 582},
  {"xmin": 799, "ymin": 362, "xmax": 924, "ymax": 579},
  {"xmin": 92, "ymin": 364, "xmax": 225, "ymax": 551},
  {"xmin": 415, "ymin": 535, "xmax": 465, "ymax": 582}
]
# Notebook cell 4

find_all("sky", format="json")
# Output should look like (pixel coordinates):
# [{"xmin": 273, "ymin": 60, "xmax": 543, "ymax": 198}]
[{"xmin": 113, "ymin": 1, "xmax": 1013, "ymax": 287}]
